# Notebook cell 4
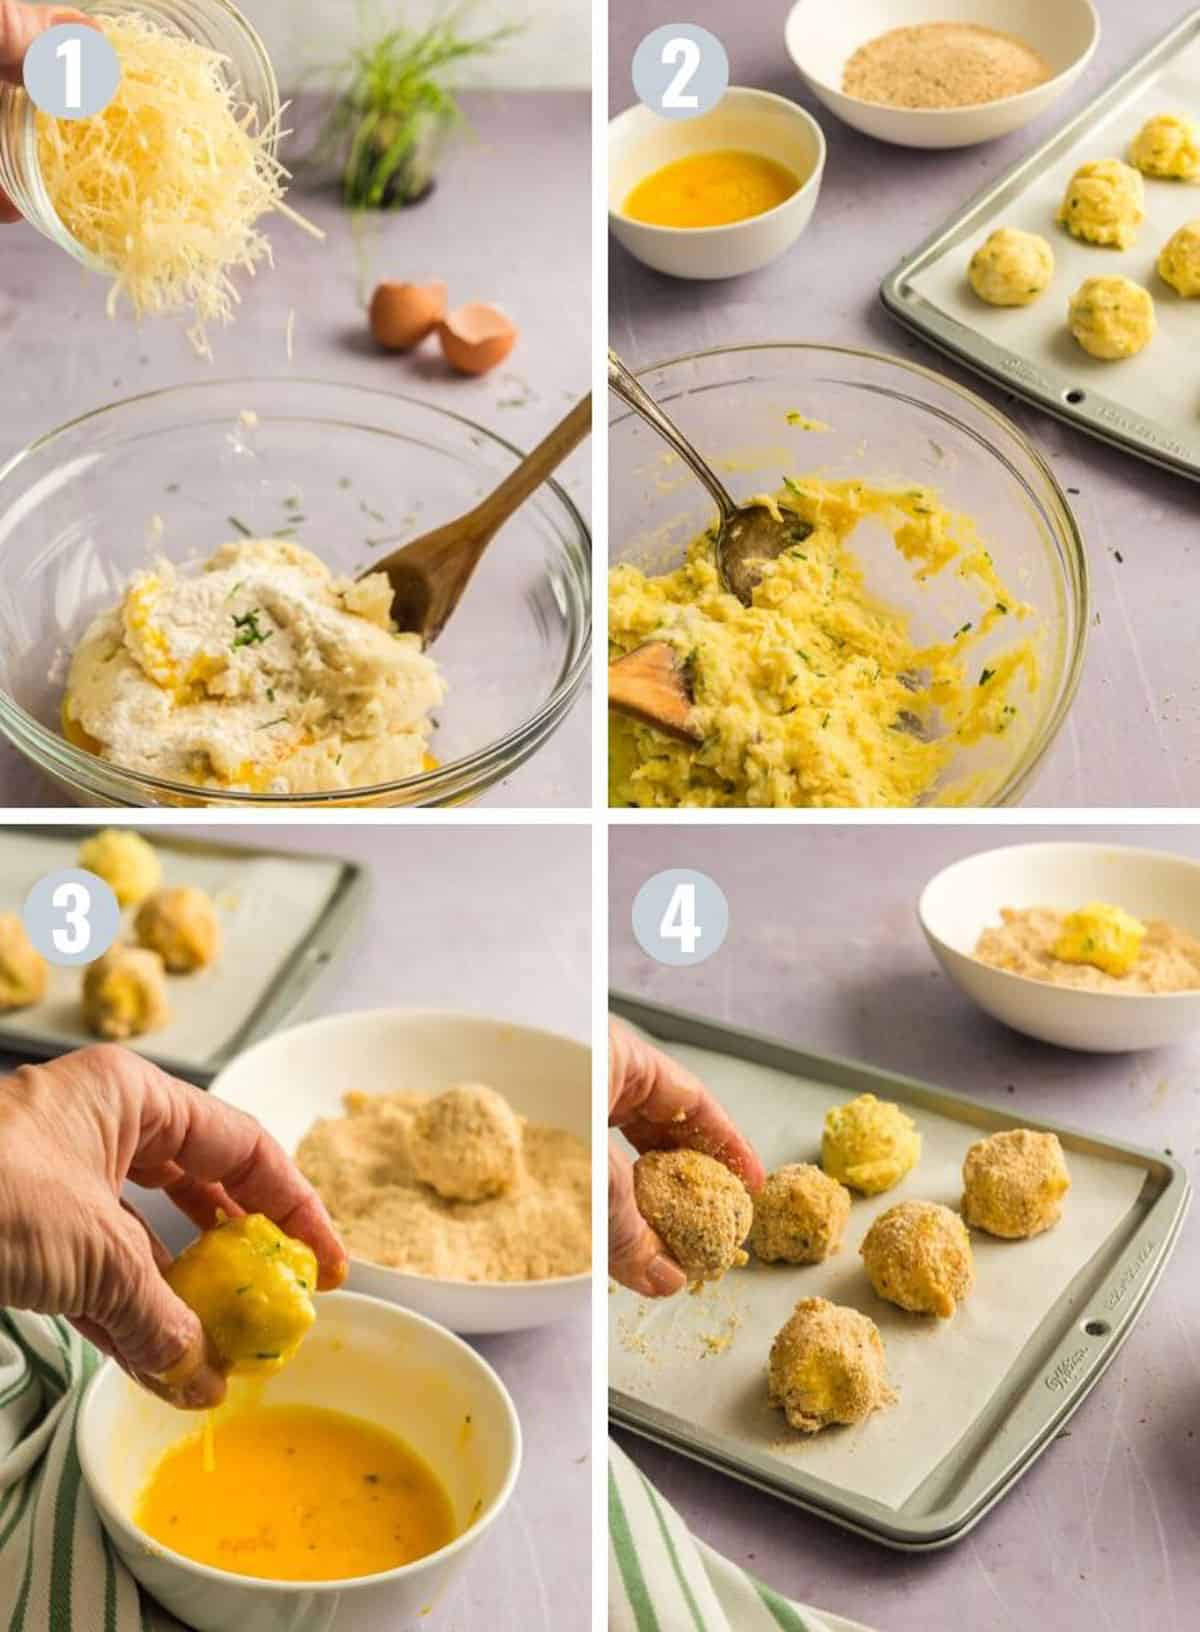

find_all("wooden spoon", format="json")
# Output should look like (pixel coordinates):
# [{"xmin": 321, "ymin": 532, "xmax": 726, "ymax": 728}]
[
  {"xmin": 608, "ymin": 640, "xmax": 701, "ymax": 743},
  {"xmin": 362, "ymin": 392, "xmax": 592, "ymax": 645},
  {"xmin": 607, "ymin": 350, "xmax": 811, "ymax": 605}
]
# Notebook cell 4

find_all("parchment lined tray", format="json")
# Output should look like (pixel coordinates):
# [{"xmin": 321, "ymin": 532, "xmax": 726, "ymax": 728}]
[
  {"xmin": 609, "ymin": 994, "xmax": 1190, "ymax": 1549},
  {"xmin": 0, "ymin": 828, "xmax": 364, "ymax": 1083},
  {"xmin": 881, "ymin": 10, "xmax": 1200, "ymax": 482}
]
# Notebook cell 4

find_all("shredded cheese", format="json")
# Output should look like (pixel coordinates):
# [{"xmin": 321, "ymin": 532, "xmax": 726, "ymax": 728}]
[{"xmin": 35, "ymin": 14, "xmax": 306, "ymax": 356}]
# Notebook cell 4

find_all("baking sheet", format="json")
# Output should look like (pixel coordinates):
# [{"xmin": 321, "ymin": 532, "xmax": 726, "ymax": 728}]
[
  {"xmin": 611, "ymin": 1036, "xmax": 1147, "ymax": 1512},
  {"xmin": 0, "ymin": 829, "xmax": 359, "ymax": 1081},
  {"xmin": 882, "ymin": 10, "xmax": 1200, "ymax": 480}
]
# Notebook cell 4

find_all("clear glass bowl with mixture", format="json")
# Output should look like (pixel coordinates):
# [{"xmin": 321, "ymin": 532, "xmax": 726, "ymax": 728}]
[
  {"xmin": 608, "ymin": 344, "xmax": 1087, "ymax": 808},
  {"xmin": 0, "ymin": 380, "xmax": 591, "ymax": 807}
]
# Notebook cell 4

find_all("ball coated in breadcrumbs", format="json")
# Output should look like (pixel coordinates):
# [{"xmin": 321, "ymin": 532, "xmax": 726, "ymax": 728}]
[
  {"xmin": 768, "ymin": 1297, "xmax": 896, "ymax": 1434},
  {"xmin": 633, "ymin": 1148, "xmax": 752, "ymax": 1285},
  {"xmin": 860, "ymin": 1200, "xmax": 974, "ymax": 1318},
  {"xmin": 749, "ymin": 1163, "xmax": 851, "ymax": 1265},
  {"xmin": 409, "ymin": 1083, "xmax": 523, "ymax": 1203},
  {"xmin": 961, "ymin": 1129, "xmax": 1070, "ymax": 1239}
]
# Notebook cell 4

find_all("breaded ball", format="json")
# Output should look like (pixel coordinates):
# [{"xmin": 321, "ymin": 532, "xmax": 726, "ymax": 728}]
[
  {"xmin": 0, "ymin": 913, "xmax": 47, "ymax": 1011},
  {"xmin": 408, "ymin": 1083, "xmax": 523, "ymax": 1202},
  {"xmin": 961, "ymin": 1129, "xmax": 1071, "ymax": 1239},
  {"xmin": 1068, "ymin": 276, "xmax": 1155, "ymax": 359},
  {"xmin": 134, "ymin": 885, "xmax": 220, "ymax": 973},
  {"xmin": 1056, "ymin": 159, "xmax": 1145, "ymax": 249},
  {"xmin": 822, "ymin": 1094, "xmax": 921, "ymax": 1196},
  {"xmin": 633, "ymin": 1148, "xmax": 752, "ymax": 1286},
  {"xmin": 749, "ymin": 1163, "xmax": 851, "ymax": 1265},
  {"xmin": 768, "ymin": 1297, "xmax": 896, "ymax": 1434},
  {"xmin": 82, "ymin": 945, "xmax": 169, "ymax": 1040},
  {"xmin": 1129, "ymin": 113, "xmax": 1200, "ymax": 179},
  {"xmin": 967, "ymin": 227, "xmax": 1054, "ymax": 306},
  {"xmin": 166, "ymin": 1213, "xmax": 317, "ymax": 1376},
  {"xmin": 860, "ymin": 1200, "xmax": 974, "ymax": 1318},
  {"xmin": 78, "ymin": 829, "xmax": 161, "ymax": 907},
  {"xmin": 1158, "ymin": 220, "xmax": 1200, "ymax": 297}
]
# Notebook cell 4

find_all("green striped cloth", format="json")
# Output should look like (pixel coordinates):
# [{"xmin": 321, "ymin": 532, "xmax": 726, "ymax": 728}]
[
  {"xmin": 0, "ymin": 1310, "xmax": 183, "ymax": 1632},
  {"xmin": 610, "ymin": 1441, "xmax": 876, "ymax": 1632}
]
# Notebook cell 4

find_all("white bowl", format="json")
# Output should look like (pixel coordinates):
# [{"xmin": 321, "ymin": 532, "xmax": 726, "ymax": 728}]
[
  {"xmin": 785, "ymin": 0, "xmax": 1099, "ymax": 149},
  {"xmin": 919, "ymin": 842, "xmax": 1200, "ymax": 1052},
  {"xmin": 210, "ymin": 1009, "xmax": 591, "ymax": 1334},
  {"xmin": 608, "ymin": 87, "xmax": 826, "ymax": 279},
  {"xmin": 78, "ymin": 1291, "xmax": 521, "ymax": 1632}
]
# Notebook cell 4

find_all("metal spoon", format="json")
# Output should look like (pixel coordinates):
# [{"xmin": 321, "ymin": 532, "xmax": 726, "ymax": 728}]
[
  {"xmin": 361, "ymin": 392, "xmax": 592, "ymax": 646},
  {"xmin": 607, "ymin": 349, "xmax": 811, "ymax": 604}
]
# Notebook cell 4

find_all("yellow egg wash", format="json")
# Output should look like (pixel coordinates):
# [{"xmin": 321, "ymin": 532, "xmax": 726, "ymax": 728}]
[
  {"xmin": 135, "ymin": 1404, "xmax": 456, "ymax": 1582},
  {"xmin": 623, "ymin": 150, "xmax": 801, "ymax": 228},
  {"xmin": 609, "ymin": 476, "xmax": 1038, "ymax": 808}
]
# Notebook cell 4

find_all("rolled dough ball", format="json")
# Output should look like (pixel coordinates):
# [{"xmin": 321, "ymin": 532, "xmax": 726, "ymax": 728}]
[
  {"xmin": 968, "ymin": 227, "xmax": 1054, "ymax": 306},
  {"xmin": 1056, "ymin": 159, "xmax": 1144, "ymax": 249},
  {"xmin": 822, "ymin": 1093, "xmax": 921, "ymax": 1196},
  {"xmin": 135, "ymin": 885, "xmax": 220, "ymax": 972},
  {"xmin": 1158, "ymin": 220, "xmax": 1200, "ymax": 297},
  {"xmin": 82, "ymin": 945, "xmax": 169, "ymax": 1040},
  {"xmin": 961, "ymin": 1129, "xmax": 1071, "ymax": 1239},
  {"xmin": 768, "ymin": 1297, "xmax": 896, "ymax": 1434},
  {"xmin": 408, "ymin": 1083, "xmax": 523, "ymax": 1202},
  {"xmin": 0, "ymin": 913, "xmax": 47, "ymax": 1011},
  {"xmin": 749, "ymin": 1163, "xmax": 850, "ymax": 1264},
  {"xmin": 633, "ymin": 1148, "xmax": 752, "ymax": 1286},
  {"xmin": 78, "ymin": 829, "xmax": 161, "ymax": 907},
  {"xmin": 1129, "ymin": 113, "xmax": 1200, "ymax": 179},
  {"xmin": 1068, "ymin": 276, "xmax": 1155, "ymax": 359},
  {"xmin": 860, "ymin": 1200, "xmax": 974, "ymax": 1318}
]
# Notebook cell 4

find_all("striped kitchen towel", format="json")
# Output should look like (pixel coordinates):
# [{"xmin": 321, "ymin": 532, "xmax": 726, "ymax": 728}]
[
  {"xmin": 610, "ymin": 1440, "xmax": 877, "ymax": 1632},
  {"xmin": 0, "ymin": 1309, "xmax": 183, "ymax": 1632}
]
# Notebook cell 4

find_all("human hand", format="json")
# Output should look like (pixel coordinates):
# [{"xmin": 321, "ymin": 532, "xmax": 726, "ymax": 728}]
[
  {"xmin": 0, "ymin": 4, "xmax": 96, "ymax": 221},
  {"xmin": 608, "ymin": 1017, "xmax": 764, "ymax": 1298},
  {"xmin": 0, "ymin": 1043, "xmax": 347, "ymax": 1408}
]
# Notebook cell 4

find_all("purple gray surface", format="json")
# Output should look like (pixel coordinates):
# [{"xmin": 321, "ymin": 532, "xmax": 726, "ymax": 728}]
[
  {"xmin": 0, "ymin": 91, "xmax": 591, "ymax": 809},
  {"xmin": 0, "ymin": 821, "xmax": 592, "ymax": 1632},
  {"xmin": 610, "ymin": 822, "xmax": 1200, "ymax": 1632},
  {"xmin": 609, "ymin": 0, "xmax": 1200, "ymax": 806}
]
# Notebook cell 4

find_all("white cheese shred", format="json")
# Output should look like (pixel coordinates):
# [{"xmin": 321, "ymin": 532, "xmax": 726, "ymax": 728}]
[{"xmin": 35, "ymin": 13, "xmax": 317, "ymax": 356}]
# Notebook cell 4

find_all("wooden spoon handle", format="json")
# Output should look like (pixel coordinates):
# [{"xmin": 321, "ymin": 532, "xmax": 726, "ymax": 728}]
[{"xmin": 468, "ymin": 393, "xmax": 592, "ymax": 539}]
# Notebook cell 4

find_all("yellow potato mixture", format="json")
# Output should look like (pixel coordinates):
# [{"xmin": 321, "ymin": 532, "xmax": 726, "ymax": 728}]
[
  {"xmin": 975, "ymin": 906, "xmax": 1200, "ymax": 992},
  {"xmin": 1129, "ymin": 113, "xmax": 1200, "ymax": 180},
  {"xmin": 1056, "ymin": 160, "xmax": 1144, "ymax": 250},
  {"xmin": 968, "ymin": 227, "xmax": 1054, "ymax": 306},
  {"xmin": 610, "ymin": 477, "xmax": 1036, "ymax": 807},
  {"xmin": 1158, "ymin": 220, "xmax": 1200, "ymax": 297}
]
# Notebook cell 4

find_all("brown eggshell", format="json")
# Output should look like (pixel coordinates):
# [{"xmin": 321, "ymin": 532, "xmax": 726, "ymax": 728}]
[
  {"xmin": 368, "ymin": 281, "xmax": 447, "ymax": 351},
  {"xmin": 438, "ymin": 302, "xmax": 518, "ymax": 375}
]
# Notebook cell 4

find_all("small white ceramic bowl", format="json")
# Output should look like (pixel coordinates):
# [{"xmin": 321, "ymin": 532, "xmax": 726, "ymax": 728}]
[
  {"xmin": 919, "ymin": 842, "xmax": 1200, "ymax": 1052},
  {"xmin": 210, "ymin": 1009, "xmax": 591, "ymax": 1335},
  {"xmin": 608, "ymin": 87, "xmax": 826, "ymax": 279},
  {"xmin": 784, "ymin": 0, "xmax": 1099, "ymax": 149},
  {"xmin": 78, "ymin": 1291, "xmax": 521, "ymax": 1632}
]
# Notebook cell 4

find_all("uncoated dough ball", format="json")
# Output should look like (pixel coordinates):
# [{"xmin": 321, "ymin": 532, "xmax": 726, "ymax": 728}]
[
  {"xmin": 768, "ymin": 1297, "xmax": 896, "ymax": 1434},
  {"xmin": 408, "ymin": 1083, "xmax": 523, "ymax": 1202},
  {"xmin": 633, "ymin": 1148, "xmax": 752, "ymax": 1285},
  {"xmin": 0, "ymin": 913, "xmax": 47, "ymax": 1011},
  {"xmin": 82, "ymin": 945, "xmax": 169, "ymax": 1040},
  {"xmin": 1158, "ymin": 220, "xmax": 1200, "ymax": 297},
  {"xmin": 1129, "ymin": 113, "xmax": 1200, "ymax": 179},
  {"xmin": 749, "ymin": 1163, "xmax": 851, "ymax": 1264},
  {"xmin": 822, "ymin": 1093, "xmax": 921, "ymax": 1196},
  {"xmin": 961, "ymin": 1129, "xmax": 1071, "ymax": 1239},
  {"xmin": 1068, "ymin": 276, "xmax": 1155, "ymax": 359},
  {"xmin": 78, "ymin": 829, "xmax": 161, "ymax": 907},
  {"xmin": 967, "ymin": 227, "xmax": 1054, "ymax": 306},
  {"xmin": 134, "ymin": 885, "xmax": 220, "ymax": 973},
  {"xmin": 1056, "ymin": 159, "xmax": 1144, "ymax": 249},
  {"xmin": 860, "ymin": 1200, "xmax": 974, "ymax": 1318}
]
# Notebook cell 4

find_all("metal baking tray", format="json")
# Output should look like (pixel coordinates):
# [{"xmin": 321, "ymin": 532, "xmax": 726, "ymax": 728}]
[
  {"xmin": 608, "ymin": 992, "xmax": 1191, "ymax": 1551},
  {"xmin": 0, "ymin": 827, "xmax": 365, "ymax": 1085},
  {"xmin": 881, "ymin": 9, "xmax": 1200, "ymax": 483}
]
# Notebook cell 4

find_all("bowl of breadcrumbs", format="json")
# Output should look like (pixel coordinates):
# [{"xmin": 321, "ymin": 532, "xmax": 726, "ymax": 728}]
[
  {"xmin": 785, "ymin": 0, "xmax": 1098, "ymax": 149},
  {"xmin": 210, "ymin": 1009, "xmax": 592, "ymax": 1334}
]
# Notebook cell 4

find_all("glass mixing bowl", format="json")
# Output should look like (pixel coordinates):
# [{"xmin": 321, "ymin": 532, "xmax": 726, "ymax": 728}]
[
  {"xmin": 0, "ymin": 380, "xmax": 590, "ymax": 807},
  {"xmin": 608, "ymin": 344, "xmax": 1087, "ymax": 807}
]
